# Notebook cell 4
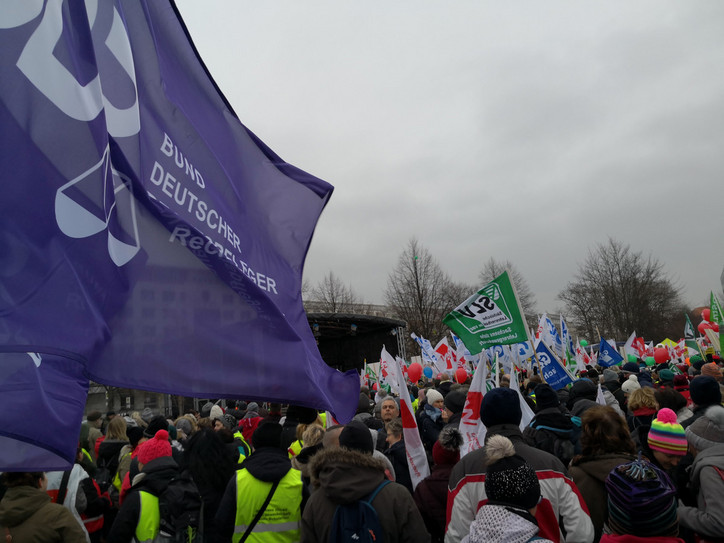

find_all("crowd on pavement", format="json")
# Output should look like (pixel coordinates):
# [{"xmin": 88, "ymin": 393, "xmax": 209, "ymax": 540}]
[{"xmin": 1, "ymin": 355, "xmax": 723, "ymax": 543}]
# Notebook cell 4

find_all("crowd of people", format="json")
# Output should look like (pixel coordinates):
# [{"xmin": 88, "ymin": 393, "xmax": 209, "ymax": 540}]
[{"xmin": 1, "ymin": 356, "xmax": 723, "ymax": 542}]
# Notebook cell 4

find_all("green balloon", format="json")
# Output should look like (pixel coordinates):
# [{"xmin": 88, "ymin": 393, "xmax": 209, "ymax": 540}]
[
  {"xmin": 580, "ymin": 339, "xmax": 589, "ymax": 347},
  {"xmin": 645, "ymin": 356, "xmax": 656, "ymax": 367},
  {"xmin": 627, "ymin": 354, "xmax": 637, "ymax": 363}
]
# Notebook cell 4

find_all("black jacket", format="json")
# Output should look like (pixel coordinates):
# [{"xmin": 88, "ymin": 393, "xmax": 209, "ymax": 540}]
[{"xmin": 107, "ymin": 456, "xmax": 179, "ymax": 543}]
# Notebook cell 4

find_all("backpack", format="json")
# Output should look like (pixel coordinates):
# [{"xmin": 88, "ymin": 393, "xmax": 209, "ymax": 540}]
[
  {"xmin": 158, "ymin": 470, "xmax": 204, "ymax": 543},
  {"xmin": 527, "ymin": 421, "xmax": 578, "ymax": 466},
  {"xmin": 330, "ymin": 480, "xmax": 390, "ymax": 543},
  {"xmin": 93, "ymin": 456, "xmax": 113, "ymax": 494}
]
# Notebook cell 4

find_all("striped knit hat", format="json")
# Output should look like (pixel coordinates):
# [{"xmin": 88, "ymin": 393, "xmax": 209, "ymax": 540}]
[{"xmin": 648, "ymin": 408, "xmax": 687, "ymax": 456}]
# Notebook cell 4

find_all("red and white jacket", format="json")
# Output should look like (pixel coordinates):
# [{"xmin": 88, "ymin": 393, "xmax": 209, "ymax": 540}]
[{"xmin": 446, "ymin": 424, "xmax": 594, "ymax": 543}]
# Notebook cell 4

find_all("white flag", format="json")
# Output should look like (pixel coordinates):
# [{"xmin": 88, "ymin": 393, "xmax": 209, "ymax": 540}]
[
  {"xmin": 459, "ymin": 353, "xmax": 488, "ymax": 457},
  {"xmin": 510, "ymin": 368, "xmax": 535, "ymax": 430},
  {"xmin": 623, "ymin": 332, "xmax": 638, "ymax": 359},
  {"xmin": 384, "ymin": 346, "xmax": 430, "ymax": 489},
  {"xmin": 596, "ymin": 384, "xmax": 607, "ymax": 406}
]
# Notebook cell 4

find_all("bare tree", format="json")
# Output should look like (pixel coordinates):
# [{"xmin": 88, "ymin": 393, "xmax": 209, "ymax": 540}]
[
  {"xmin": 478, "ymin": 258, "xmax": 537, "ymax": 320},
  {"xmin": 558, "ymin": 238, "xmax": 685, "ymax": 340},
  {"xmin": 309, "ymin": 271, "xmax": 360, "ymax": 313},
  {"xmin": 385, "ymin": 238, "xmax": 453, "ymax": 345}
]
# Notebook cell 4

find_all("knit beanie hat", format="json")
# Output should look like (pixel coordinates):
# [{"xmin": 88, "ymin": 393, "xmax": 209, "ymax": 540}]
[
  {"xmin": 622, "ymin": 374, "xmax": 641, "ymax": 394},
  {"xmin": 140, "ymin": 407, "xmax": 155, "ymax": 423},
  {"xmin": 622, "ymin": 362, "xmax": 640, "ymax": 374},
  {"xmin": 246, "ymin": 402, "xmax": 260, "ymax": 414},
  {"xmin": 200, "ymin": 401, "xmax": 214, "ymax": 419},
  {"xmin": 689, "ymin": 375, "xmax": 722, "ymax": 406},
  {"xmin": 426, "ymin": 389, "xmax": 444, "ymax": 405},
  {"xmin": 673, "ymin": 374, "xmax": 689, "ymax": 389},
  {"xmin": 252, "ymin": 422, "xmax": 283, "ymax": 449},
  {"xmin": 603, "ymin": 369, "xmax": 618, "ymax": 383},
  {"xmin": 533, "ymin": 384, "xmax": 559, "ymax": 411},
  {"xmin": 433, "ymin": 427, "xmax": 462, "ymax": 466},
  {"xmin": 484, "ymin": 435, "xmax": 540, "ymax": 510},
  {"xmin": 137, "ymin": 429, "xmax": 172, "ymax": 465},
  {"xmin": 86, "ymin": 411, "xmax": 102, "ymax": 422},
  {"xmin": 480, "ymin": 387, "xmax": 522, "ymax": 428},
  {"xmin": 127, "ymin": 426, "xmax": 144, "ymax": 448},
  {"xmin": 209, "ymin": 404, "xmax": 224, "ymax": 421},
  {"xmin": 357, "ymin": 393, "xmax": 373, "ymax": 414},
  {"xmin": 339, "ymin": 420, "xmax": 374, "ymax": 455},
  {"xmin": 686, "ymin": 405, "xmax": 724, "ymax": 451},
  {"xmin": 175, "ymin": 417, "xmax": 192, "ymax": 437},
  {"xmin": 658, "ymin": 369, "xmax": 674, "ymax": 384},
  {"xmin": 444, "ymin": 390, "xmax": 467, "ymax": 415},
  {"xmin": 701, "ymin": 362, "xmax": 722, "ymax": 380},
  {"xmin": 647, "ymin": 408, "xmax": 687, "ymax": 456},
  {"xmin": 605, "ymin": 458, "xmax": 678, "ymax": 537},
  {"xmin": 144, "ymin": 415, "xmax": 169, "ymax": 439}
]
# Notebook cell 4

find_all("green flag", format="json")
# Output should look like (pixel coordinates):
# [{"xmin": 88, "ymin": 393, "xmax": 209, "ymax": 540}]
[
  {"xmin": 443, "ymin": 270, "xmax": 529, "ymax": 354},
  {"xmin": 711, "ymin": 292, "xmax": 724, "ymax": 323}
]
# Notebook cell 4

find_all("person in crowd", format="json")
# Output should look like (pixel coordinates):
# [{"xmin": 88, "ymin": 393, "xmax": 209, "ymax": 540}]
[
  {"xmin": 601, "ymin": 457, "xmax": 684, "ymax": 543},
  {"xmin": 621, "ymin": 375, "xmax": 641, "ymax": 407},
  {"xmin": 677, "ymin": 405, "xmax": 724, "ymax": 540},
  {"xmin": 280, "ymin": 405, "xmax": 318, "ymax": 451},
  {"xmin": 465, "ymin": 435, "xmax": 555, "ymax": 543},
  {"xmin": 602, "ymin": 368, "xmax": 626, "ymax": 412},
  {"xmin": 567, "ymin": 379, "xmax": 599, "ymax": 419},
  {"xmin": 641, "ymin": 408, "xmax": 688, "ymax": 475},
  {"xmin": 418, "ymin": 389, "xmax": 446, "ymax": 452},
  {"xmin": 524, "ymin": 383, "xmax": 580, "ymax": 467},
  {"xmin": 97, "ymin": 417, "xmax": 129, "ymax": 498},
  {"xmin": 447, "ymin": 387, "xmax": 594, "ymax": 543},
  {"xmin": 216, "ymin": 422, "xmax": 305, "ymax": 542},
  {"xmin": 627, "ymin": 387, "xmax": 658, "ymax": 446},
  {"xmin": 301, "ymin": 420, "xmax": 430, "ymax": 542},
  {"xmin": 352, "ymin": 392, "xmax": 375, "ymax": 424},
  {"xmin": 107, "ymin": 429, "xmax": 179, "ymax": 543},
  {"xmin": 86, "ymin": 411, "xmax": 104, "ymax": 463},
  {"xmin": 681, "ymin": 375, "xmax": 722, "ymax": 428},
  {"xmin": 287, "ymin": 416, "xmax": 323, "ymax": 459},
  {"xmin": 118, "ymin": 416, "xmax": 170, "ymax": 506},
  {"xmin": 263, "ymin": 402, "xmax": 284, "ymax": 424},
  {"xmin": 182, "ymin": 428, "xmax": 236, "ymax": 541},
  {"xmin": 442, "ymin": 389, "xmax": 466, "ymax": 430},
  {"xmin": 116, "ymin": 426, "xmax": 144, "ymax": 496},
  {"xmin": 672, "ymin": 375, "xmax": 691, "ymax": 405},
  {"xmin": 374, "ymin": 396, "xmax": 400, "ymax": 452},
  {"xmin": 654, "ymin": 387, "xmax": 693, "ymax": 424},
  {"xmin": 174, "ymin": 414, "xmax": 197, "ymax": 444},
  {"xmin": 700, "ymin": 362, "xmax": 724, "ymax": 397},
  {"xmin": 291, "ymin": 423, "xmax": 326, "ymax": 486},
  {"xmin": 384, "ymin": 418, "xmax": 413, "ymax": 493},
  {"xmin": 0, "ymin": 471, "xmax": 88, "ymax": 542},
  {"xmin": 324, "ymin": 423, "xmax": 396, "ymax": 482},
  {"xmin": 414, "ymin": 427, "xmax": 462, "ymax": 543},
  {"xmin": 569, "ymin": 406, "xmax": 638, "ymax": 542}
]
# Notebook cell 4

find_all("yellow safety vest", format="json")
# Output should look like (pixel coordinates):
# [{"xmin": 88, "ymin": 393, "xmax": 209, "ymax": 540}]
[
  {"xmin": 232, "ymin": 467, "xmax": 302, "ymax": 543},
  {"xmin": 136, "ymin": 491, "xmax": 160, "ymax": 543},
  {"xmin": 233, "ymin": 431, "xmax": 251, "ymax": 464},
  {"xmin": 287, "ymin": 440, "xmax": 303, "ymax": 459}
]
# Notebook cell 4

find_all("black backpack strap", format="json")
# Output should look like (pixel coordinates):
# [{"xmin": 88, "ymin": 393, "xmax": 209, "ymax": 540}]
[
  {"xmin": 239, "ymin": 480, "xmax": 280, "ymax": 542},
  {"xmin": 56, "ymin": 469, "xmax": 72, "ymax": 505}
]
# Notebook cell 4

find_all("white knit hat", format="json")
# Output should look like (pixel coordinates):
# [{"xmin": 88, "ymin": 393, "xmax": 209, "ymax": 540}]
[
  {"xmin": 426, "ymin": 389, "xmax": 444, "ymax": 405},
  {"xmin": 621, "ymin": 374, "xmax": 641, "ymax": 394}
]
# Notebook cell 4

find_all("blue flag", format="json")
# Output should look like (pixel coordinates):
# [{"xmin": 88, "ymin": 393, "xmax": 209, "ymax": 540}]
[
  {"xmin": 535, "ymin": 339, "xmax": 574, "ymax": 390},
  {"xmin": 0, "ymin": 1, "xmax": 358, "ymax": 470},
  {"xmin": 598, "ymin": 337, "xmax": 624, "ymax": 368}
]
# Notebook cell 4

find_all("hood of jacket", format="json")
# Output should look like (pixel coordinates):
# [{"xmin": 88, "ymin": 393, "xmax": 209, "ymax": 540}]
[
  {"xmin": 132, "ymin": 455, "xmax": 179, "ymax": 496},
  {"xmin": 0, "ymin": 486, "xmax": 52, "ymax": 527},
  {"xmin": 570, "ymin": 453, "xmax": 638, "ymax": 483},
  {"xmin": 690, "ymin": 443, "xmax": 724, "ymax": 484},
  {"xmin": 242, "ymin": 447, "xmax": 292, "ymax": 483},
  {"xmin": 467, "ymin": 504, "xmax": 545, "ymax": 543},
  {"xmin": 530, "ymin": 409, "xmax": 575, "ymax": 435},
  {"xmin": 309, "ymin": 446, "xmax": 387, "ymax": 505}
]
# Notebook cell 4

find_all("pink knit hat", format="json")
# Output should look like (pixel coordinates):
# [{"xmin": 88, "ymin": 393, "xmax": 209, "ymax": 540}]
[{"xmin": 137, "ymin": 429, "xmax": 172, "ymax": 465}]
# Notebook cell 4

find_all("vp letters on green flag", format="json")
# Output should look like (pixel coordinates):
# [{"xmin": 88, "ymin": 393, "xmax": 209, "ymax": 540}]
[{"xmin": 443, "ymin": 271, "xmax": 529, "ymax": 354}]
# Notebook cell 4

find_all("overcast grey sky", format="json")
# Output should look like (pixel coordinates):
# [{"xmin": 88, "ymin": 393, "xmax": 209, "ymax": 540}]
[{"xmin": 175, "ymin": 1, "xmax": 724, "ymax": 313}]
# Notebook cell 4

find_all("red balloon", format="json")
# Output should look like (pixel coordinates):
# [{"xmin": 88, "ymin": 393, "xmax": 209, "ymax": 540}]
[
  {"xmin": 702, "ymin": 308, "xmax": 711, "ymax": 322},
  {"xmin": 698, "ymin": 320, "xmax": 714, "ymax": 335},
  {"xmin": 407, "ymin": 362, "xmax": 423, "ymax": 383},
  {"xmin": 654, "ymin": 348, "xmax": 670, "ymax": 364},
  {"xmin": 455, "ymin": 368, "xmax": 468, "ymax": 384}
]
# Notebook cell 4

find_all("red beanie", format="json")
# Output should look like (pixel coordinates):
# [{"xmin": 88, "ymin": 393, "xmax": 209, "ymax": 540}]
[
  {"xmin": 138, "ymin": 429, "xmax": 171, "ymax": 465},
  {"xmin": 432, "ymin": 440, "xmax": 460, "ymax": 466}
]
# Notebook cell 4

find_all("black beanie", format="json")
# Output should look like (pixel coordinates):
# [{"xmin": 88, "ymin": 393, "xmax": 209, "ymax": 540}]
[
  {"xmin": 144, "ymin": 415, "xmax": 169, "ymax": 438},
  {"xmin": 127, "ymin": 426, "xmax": 144, "ymax": 447},
  {"xmin": 444, "ymin": 389, "xmax": 467, "ymax": 415},
  {"xmin": 485, "ymin": 435, "xmax": 540, "ymax": 510},
  {"xmin": 252, "ymin": 422, "xmax": 283, "ymax": 449},
  {"xmin": 690, "ymin": 376, "xmax": 722, "ymax": 407},
  {"xmin": 357, "ymin": 393, "xmax": 373, "ymax": 414},
  {"xmin": 339, "ymin": 420, "xmax": 373, "ymax": 455},
  {"xmin": 534, "ymin": 384, "xmax": 559, "ymax": 412},
  {"xmin": 480, "ymin": 388, "xmax": 522, "ymax": 428},
  {"xmin": 285, "ymin": 405, "xmax": 319, "ymax": 424}
]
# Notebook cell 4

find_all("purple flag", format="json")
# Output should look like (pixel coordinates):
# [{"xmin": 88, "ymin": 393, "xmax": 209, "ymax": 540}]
[{"xmin": 0, "ymin": 0, "xmax": 358, "ymax": 470}]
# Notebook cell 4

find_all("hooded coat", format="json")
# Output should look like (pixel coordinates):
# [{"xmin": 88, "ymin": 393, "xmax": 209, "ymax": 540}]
[
  {"xmin": 300, "ymin": 447, "xmax": 430, "ymax": 543},
  {"xmin": 568, "ymin": 452, "xmax": 638, "ymax": 542},
  {"xmin": 677, "ymin": 444, "xmax": 724, "ymax": 539},
  {"xmin": 465, "ymin": 504, "xmax": 555, "ymax": 543},
  {"xmin": 0, "ymin": 485, "xmax": 88, "ymax": 542}
]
